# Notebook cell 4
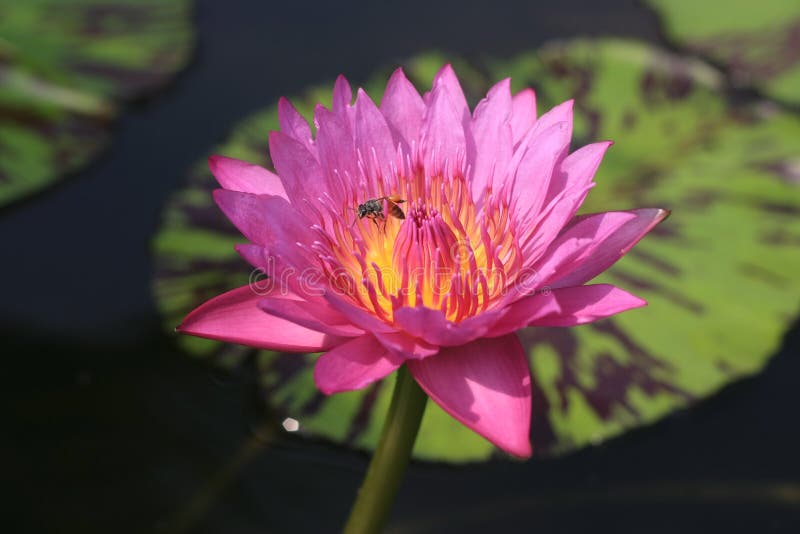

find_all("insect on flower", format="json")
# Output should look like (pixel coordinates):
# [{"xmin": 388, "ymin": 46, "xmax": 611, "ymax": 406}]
[{"xmin": 355, "ymin": 194, "xmax": 406, "ymax": 229}]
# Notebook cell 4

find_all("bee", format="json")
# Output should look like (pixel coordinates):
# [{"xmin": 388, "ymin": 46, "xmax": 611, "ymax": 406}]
[{"xmin": 355, "ymin": 195, "xmax": 406, "ymax": 228}]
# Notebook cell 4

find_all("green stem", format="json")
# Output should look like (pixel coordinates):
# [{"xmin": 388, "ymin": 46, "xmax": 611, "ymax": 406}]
[{"xmin": 343, "ymin": 365, "xmax": 428, "ymax": 534}]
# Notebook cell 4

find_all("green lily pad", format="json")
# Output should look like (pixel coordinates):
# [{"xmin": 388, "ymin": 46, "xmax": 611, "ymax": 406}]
[
  {"xmin": 645, "ymin": 0, "xmax": 800, "ymax": 106},
  {"xmin": 153, "ymin": 40, "xmax": 800, "ymax": 462},
  {"xmin": 493, "ymin": 39, "xmax": 800, "ymax": 455},
  {"xmin": 0, "ymin": 0, "xmax": 193, "ymax": 207}
]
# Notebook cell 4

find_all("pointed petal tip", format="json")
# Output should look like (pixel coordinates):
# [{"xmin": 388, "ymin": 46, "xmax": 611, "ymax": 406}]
[
  {"xmin": 434, "ymin": 63, "xmax": 457, "ymax": 83},
  {"xmin": 635, "ymin": 207, "xmax": 672, "ymax": 226},
  {"xmin": 207, "ymin": 154, "xmax": 237, "ymax": 176},
  {"xmin": 550, "ymin": 98, "xmax": 574, "ymax": 119},
  {"xmin": 178, "ymin": 286, "xmax": 345, "ymax": 352},
  {"xmin": 233, "ymin": 242, "xmax": 258, "ymax": 255},
  {"xmin": 315, "ymin": 381, "xmax": 337, "ymax": 396},
  {"xmin": 387, "ymin": 66, "xmax": 412, "ymax": 85},
  {"xmin": 481, "ymin": 77, "xmax": 512, "ymax": 105},
  {"xmin": 506, "ymin": 439, "xmax": 533, "ymax": 459},
  {"xmin": 211, "ymin": 187, "xmax": 224, "ymax": 202},
  {"xmin": 626, "ymin": 291, "xmax": 648, "ymax": 309},
  {"xmin": 234, "ymin": 242, "xmax": 266, "ymax": 268},
  {"xmin": 333, "ymin": 75, "xmax": 353, "ymax": 108},
  {"xmin": 355, "ymin": 86, "xmax": 376, "ymax": 108},
  {"xmin": 312, "ymin": 365, "xmax": 370, "ymax": 396},
  {"xmin": 277, "ymin": 97, "xmax": 302, "ymax": 122},
  {"xmin": 313, "ymin": 363, "xmax": 339, "ymax": 395},
  {"xmin": 586, "ymin": 140, "xmax": 614, "ymax": 159}
]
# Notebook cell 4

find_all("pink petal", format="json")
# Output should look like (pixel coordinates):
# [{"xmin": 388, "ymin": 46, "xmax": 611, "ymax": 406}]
[
  {"xmin": 278, "ymin": 97, "xmax": 316, "ymax": 157},
  {"xmin": 407, "ymin": 335, "xmax": 532, "ymax": 458},
  {"xmin": 213, "ymin": 189, "xmax": 277, "ymax": 245},
  {"xmin": 532, "ymin": 210, "xmax": 639, "ymax": 288},
  {"xmin": 516, "ymin": 142, "xmax": 612, "ymax": 267},
  {"xmin": 380, "ymin": 67, "xmax": 425, "ymax": 149},
  {"xmin": 549, "ymin": 209, "xmax": 671, "ymax": 288},
  {"xmin": 330, "ymin": 75, "xmax": 356, "ymax": 133},
  {"xmin": 322, "ymin": 290, "xmax": 396, "ymax": 334},
  {"xmin": 177, "ymin": 285, "xmax": 345, "ymax": 352},
  {"xmin": 507, "ymin": 100, "xmax": 573, "ymax": 192},
  {"xmin": 431, "ymin": 64, "xmax": 470, "ymax": 125},
  {"xmin": 545, "ymin": 141, "xmax": 612, "ymax": 207},
  {"xmin": 517, "ymin": 181, "xmax": 596, "ymax": 267},
  {"xmin": 208, "ymin": 155, "xmax": 288, "ymax": 199},
  {"xmin": 510, "ymin": 88, "xmax": 537, "ymax": 146},
  {"xmin": 374, "ymin": 331, "xmax": 440, "ymax": 360},
  {"xmin": 526, "ymin": 99, "xmax": 572, "ymax": 145},
  {"xmin": 314, "ymin": 104, "xmax": 358, "ymax": 204},
  {"xmin": 496, "ymin": 284, "xmax": 646, "ymax": 331},
  {"xmin": 234, "ymin": 243, "xmax": 323, "ymax": 304},
  {"xmin": 470, "ymin": 78, "xmax": 513, "ymax": 201},
  {"xmin": 213, "ymin": 190, "xmax": 315, "ymax": 269},
  {"xmin": 512, "ymin": 122, "xmax": 572, "ymax": 226},
  {"xmin": 354, "ymin": 88, "xmax": 397, "ymax": 184},
  {"xmin": 420, "ymin": 80, "xmax": 467, "ymax": 175},
  {"xmin": 268, "ymin": 131, "xmax": 319, "ymax": 204},
  {"xmin": 393, "ymin": 306, "xmax": 507, "ymax": 347},
  {"xmin": 234, "ymin": 243, "xmax": 267, "ymax": 269},
  {"xmin": 332, "ymin": 74, "xmax": 354, "ymax": 119},
  {"xmin": 258, "ymin": 296, "xmax": 365, "ymax": 338},
  {"xmin": 314, "ymin": 335, "xmax": 403, "ymax": 394}
]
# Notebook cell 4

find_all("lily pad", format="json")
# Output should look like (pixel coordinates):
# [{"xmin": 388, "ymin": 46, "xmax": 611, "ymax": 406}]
[
  {"xmin": 0, "ymin": 0, "xmax": 193, "ymax": 207},
  {"xmin": 493, "ymin": 39, "xmax": 800, "ymax": 455},
  {"xmin": 645, "ymin": 0, "xmax": 800, "ymax": 106},
  {"xmin": 153, "ymin": 40, "xmax": 800, "ymax": 462}
]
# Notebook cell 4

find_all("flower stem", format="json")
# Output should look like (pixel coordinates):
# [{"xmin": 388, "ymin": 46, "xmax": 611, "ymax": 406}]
[{"xmin": 343, "ymin": 365, "xmax": 428, "ymax": 534}]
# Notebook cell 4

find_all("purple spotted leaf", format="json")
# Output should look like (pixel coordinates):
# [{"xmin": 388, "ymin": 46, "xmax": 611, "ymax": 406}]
[{"xmin": 646, "ymin": 0, "xmax": 800, "ymax": 106}]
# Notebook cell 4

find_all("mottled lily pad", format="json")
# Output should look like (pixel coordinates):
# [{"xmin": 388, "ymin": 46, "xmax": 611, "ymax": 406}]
[
  {"xmin": 0, "ymin": 0, "xmax": 193, "ymax": 207},
  {"xmin": 153, "ymin": 40, "xmax": 800, "ymax": 462},
  {"xmin": 646, "ymin": 0, "xmax": 800, "ymax": 105},
  {"xmin": 494, "ymin": 39, "xmax": 800, "ymax": 455}
]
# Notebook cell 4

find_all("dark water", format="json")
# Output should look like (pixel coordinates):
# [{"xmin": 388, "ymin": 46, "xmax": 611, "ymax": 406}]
[{"xmin": 4, "ymin": 0, "xmax": 799, "ymax": 532}]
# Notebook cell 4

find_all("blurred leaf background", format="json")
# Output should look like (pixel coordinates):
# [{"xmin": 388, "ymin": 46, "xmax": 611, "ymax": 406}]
[{"xmin": 0, "ymin": 0, "xmax": 193, "ymax": 207}]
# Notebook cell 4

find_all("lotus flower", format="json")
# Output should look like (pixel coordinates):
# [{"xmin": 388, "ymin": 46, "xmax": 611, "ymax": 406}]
[{"xmin": 178, "ymin": 65, "xmax": 668, "ymax": 458}]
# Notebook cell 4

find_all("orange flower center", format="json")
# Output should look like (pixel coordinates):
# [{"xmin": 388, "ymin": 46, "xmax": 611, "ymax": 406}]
[{"xmin": 320, "ymin": 167, "xmax": 522, "ymax": 324}]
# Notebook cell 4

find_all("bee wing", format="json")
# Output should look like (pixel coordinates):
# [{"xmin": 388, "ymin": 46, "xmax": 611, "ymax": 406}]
[{"xmin": 388, "ymin": 203, "xmax": 406, "ymax": 219}]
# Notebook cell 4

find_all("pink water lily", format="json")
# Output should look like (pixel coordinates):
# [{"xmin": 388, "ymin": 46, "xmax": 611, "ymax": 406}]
[{"xmin": 178, "ymin": 65, "xmax": 668, "ymax": 458}]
